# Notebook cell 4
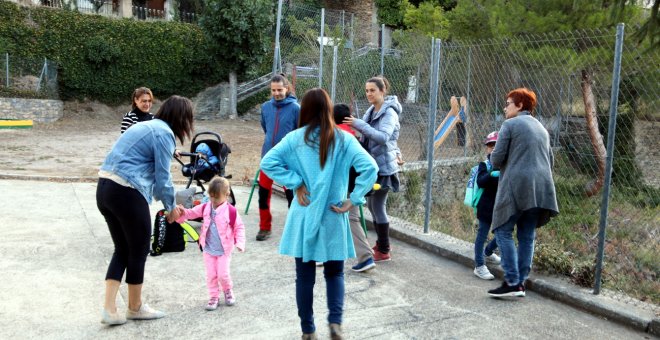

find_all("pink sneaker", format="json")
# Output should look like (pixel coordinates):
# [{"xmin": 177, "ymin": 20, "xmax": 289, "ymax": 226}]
[
  {"xmin": 205, "ymin": 297, "xmax": 219, "ymax": 311},
  {"xmin": 224, "ymin": 289, "xmax": 236, "ymax": 306}
]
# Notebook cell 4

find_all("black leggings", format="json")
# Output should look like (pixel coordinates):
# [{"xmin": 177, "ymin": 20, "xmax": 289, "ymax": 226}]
[{"xmin": 96, "ymin": 178, "xmax": 151, "ymax": 284}]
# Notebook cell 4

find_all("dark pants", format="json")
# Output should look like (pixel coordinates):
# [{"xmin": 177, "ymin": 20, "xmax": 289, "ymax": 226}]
[
  {"xmin": 295, "ymin": 258, "xmax": 345, "ymax": 334},
  {"xmin": 96, "ymin": 178, "xmax": 151, "ymax": 284}
]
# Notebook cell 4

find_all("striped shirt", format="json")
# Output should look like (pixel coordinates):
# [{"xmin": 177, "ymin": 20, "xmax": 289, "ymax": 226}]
[{"xmin": 120, "ymin": 109, "xmax": 154, "ymax": 133}]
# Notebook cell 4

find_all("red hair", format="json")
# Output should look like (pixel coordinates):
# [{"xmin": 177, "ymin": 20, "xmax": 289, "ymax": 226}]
[{"xmin": 507, "ymin": 88, "xmax": 537, "ymax": 113}]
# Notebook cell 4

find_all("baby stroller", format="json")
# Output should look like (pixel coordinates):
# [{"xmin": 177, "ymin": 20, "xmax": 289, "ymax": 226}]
[{"xmin": 174, "ymin": 131, "xmax": 236, "ymax": 207}]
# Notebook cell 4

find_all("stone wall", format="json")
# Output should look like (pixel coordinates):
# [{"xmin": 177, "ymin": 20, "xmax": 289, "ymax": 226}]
[
  {"xmin": 0, "ymin": 98, "xmax": 63, "ymax": 122},
  {"xmin": 402, "ymin": 157, "xmax": 475, "ymax": 205},
  {"xmin": 323, "ymin": 0, "xmax": 378, "ymax": 46},
  {"xmin": 635, "ymin": 120, "xmax": 660, "ymax": 189}
]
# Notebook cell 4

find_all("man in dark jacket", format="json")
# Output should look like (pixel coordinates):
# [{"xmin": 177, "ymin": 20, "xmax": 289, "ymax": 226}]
[{"xmin": 257, "ymin": 75, "xmax": 300, "ymax": 241}]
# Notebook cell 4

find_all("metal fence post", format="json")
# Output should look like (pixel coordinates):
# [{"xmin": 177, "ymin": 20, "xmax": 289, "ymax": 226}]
[
  {"xmin": 272, "ymin": 0, "xmax": 283, "ymax": 76},
  {"xmin": 341, "ymin": 10, "xmax": 345, "ymax": 38},
  {"xmin": 350, "ymin": 13, "xmax": 354, "ymax": 48},
  {"xmin": 464, "ymin": 46, "xmax": 472, "ymax": 156},
  {"xmin": 428, "ymin": 38, "xmax": 435, "ymax": 93},
  {"xmin": 423, "ymin": 39, "xmax": 441, "ymax": 234},
  {"xmin": 331, "ymin": 45, "xmax": 338, "ymax": 102},
  {"xmin": 5, "ymin": 53, "xmax": 8, "ymax": 88},
  {"xmin": 593, "ymin": 23, "xmax": 625, "ymax": 295},
  {"xmin": 318, "ymin": 8, "xmax": 325, "ymax": 88},
  {"xmin": 380, "ymin": 24, "xmax": 385, "ymax": 76}
]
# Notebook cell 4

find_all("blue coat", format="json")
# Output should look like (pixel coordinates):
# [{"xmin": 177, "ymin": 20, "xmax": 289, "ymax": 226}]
[
  {"xmin": 260, "ymin": 95, "xmax": 300, "ymax": 157},
  {"xmin": 260, "ymin": 127, "xmax": 378, "ymax": 262}
]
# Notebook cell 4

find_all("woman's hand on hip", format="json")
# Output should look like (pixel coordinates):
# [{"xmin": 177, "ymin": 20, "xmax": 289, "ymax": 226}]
[
  {"xmin": 331, "ymin": 199, "xmax": 353, "ymax": 213},
  {"xmin": 296, "ymin": 184, "xmax": 310, "ymax": 206}
]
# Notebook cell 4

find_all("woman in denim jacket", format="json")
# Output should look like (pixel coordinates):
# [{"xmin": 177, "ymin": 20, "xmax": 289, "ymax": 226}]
[{"xmin": 97, "ymin": 96, "xmax": 194, "ymax": 325}]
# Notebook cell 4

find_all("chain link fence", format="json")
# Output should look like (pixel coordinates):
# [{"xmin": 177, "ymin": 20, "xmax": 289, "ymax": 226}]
[
  {"xmin": 0, "ymin": 53, "xmax": 58, "ymax": 99},
  {"xmin": 273, "ymin": 3, "xmax": 659, "ymax": 311}
]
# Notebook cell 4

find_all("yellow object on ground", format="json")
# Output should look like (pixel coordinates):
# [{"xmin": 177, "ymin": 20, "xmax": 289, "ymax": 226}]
[{"xmin": 0, "ymin": 120, "xmax": 33, "ymax": 129}]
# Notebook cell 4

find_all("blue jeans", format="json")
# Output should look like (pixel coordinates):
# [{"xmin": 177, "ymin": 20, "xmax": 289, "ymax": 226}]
[
  {"xmin": 295, "ymin": 258, "xmax": 345, "ymax": 334},
  {"xmin": 474, "ymin": 218, "xmax": 498, "ymax": 267},
  {"xmin": 494, "ymin": 208, "xmax": 540, "ymax": 286}
]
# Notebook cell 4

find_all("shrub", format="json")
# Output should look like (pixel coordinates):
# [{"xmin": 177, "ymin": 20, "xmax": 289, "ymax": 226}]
[{"xmin": 0, "ymin": 1, "xmax": 224, "ymax": 103}]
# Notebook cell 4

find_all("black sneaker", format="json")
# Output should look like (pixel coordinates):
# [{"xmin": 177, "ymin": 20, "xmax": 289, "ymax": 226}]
[
  {"xmin": 256, "ymin": 230, "xmax": 271, "ymax": 241},
  {"xmin": 488, "ymin": 282, "xmax": 525, "ymax": 297}
]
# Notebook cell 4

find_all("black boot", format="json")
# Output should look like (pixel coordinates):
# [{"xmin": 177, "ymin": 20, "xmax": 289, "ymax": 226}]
[{"xmin": 374, "ymin": 223, "xmax": 390, "ymax": 253}]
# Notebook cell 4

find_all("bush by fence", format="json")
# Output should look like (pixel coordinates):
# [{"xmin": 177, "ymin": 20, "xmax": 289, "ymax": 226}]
[{"xmin": 0, "ymin": 0, "xmax": 222, "ymax": 103}]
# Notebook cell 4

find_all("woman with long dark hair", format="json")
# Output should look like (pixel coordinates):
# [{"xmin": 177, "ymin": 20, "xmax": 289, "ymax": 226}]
[
  {"xmin": 97, "ymin": 95, "xmax": 194, "ymax": 325},
  {"xmin": 261, "ymin": 88, "xmax": 377, "ymax": 339}
]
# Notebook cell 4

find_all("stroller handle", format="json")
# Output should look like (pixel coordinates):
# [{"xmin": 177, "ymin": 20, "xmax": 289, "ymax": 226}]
[
  {"xmin": 173, "ymin": 151, "xmax": 207, "ymax": 167},
  {"xmin": 177, "ymin": 151, "xmax": 205, "ymax": 158},
  {"xmin": 192, "ymin": 132, "xmax": 223, "ymax": 146}
]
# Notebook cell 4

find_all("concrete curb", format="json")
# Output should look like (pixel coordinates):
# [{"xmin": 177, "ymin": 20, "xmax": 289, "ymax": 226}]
[
  {"xmin": 2, "ymin": 174, "xmax": 657, "ymax": 335},
  {"xmin": 375, "ymin": 219, "xmax": 659, "ymax": 336}
]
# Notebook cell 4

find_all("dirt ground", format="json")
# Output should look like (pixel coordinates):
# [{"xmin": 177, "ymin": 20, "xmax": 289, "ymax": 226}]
[{"xmin": 0, "ymin": 100, "xmax": 264, "ymax": 185}]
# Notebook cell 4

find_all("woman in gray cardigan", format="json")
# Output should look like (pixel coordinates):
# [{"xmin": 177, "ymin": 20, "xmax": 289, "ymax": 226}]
[
  {"xmin": 487, "ymin": 88, "xmax": 559, "ymax": 298},
  {"xmin": 343, "ymin": 76, "xmax": 402, "ymax": 263}
]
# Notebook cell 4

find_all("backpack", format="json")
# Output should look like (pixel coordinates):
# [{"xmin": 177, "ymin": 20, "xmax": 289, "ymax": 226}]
[
  {"xmin": 463, "ymin": 159, "xmax": 491, "ymax": 210},
  {"xmin": 150, "ymin": 209, "xmax": 201, "ymax": 256}
]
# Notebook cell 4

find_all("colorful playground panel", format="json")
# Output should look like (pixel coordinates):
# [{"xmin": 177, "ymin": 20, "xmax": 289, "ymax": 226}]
[
  {"xmin": 433, "ymin": 96, "xmax": 465, "ymax": 149},
  {"xmin": 0, "ymin": 119, "xmax": 33, "ymax": 129}
]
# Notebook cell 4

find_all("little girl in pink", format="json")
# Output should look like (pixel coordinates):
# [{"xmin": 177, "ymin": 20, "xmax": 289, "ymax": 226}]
[{"xmin": 175, "ymin": 176, "xmax": 245, "ymax": 310}]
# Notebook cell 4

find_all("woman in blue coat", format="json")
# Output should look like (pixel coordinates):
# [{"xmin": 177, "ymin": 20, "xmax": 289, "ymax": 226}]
[{"xmin": 260, "ymin": 88, "xmax": 378, "ymax": 340}]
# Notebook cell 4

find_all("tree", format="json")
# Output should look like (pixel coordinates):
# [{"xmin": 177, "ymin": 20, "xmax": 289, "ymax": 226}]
[
  {"xmin": 375, "ymin": 0, "xmax": 409, "ymax": 28},
  {"xmin": 199, "ymin": 0, "xmax": 273, "ymax": 115},
  {"xmin": 446, "ymin": 0, "xmax": 492, "ymax": 40},
  {"xmin": 403, "ymin": 1, "xmax": 449, "ymax": 38},
  {"xmin": 445, "ymin": 0, "xmax": 646, "ymax": 40},
  {"xmin": 612, "ymin": 0, "xmax": 659, "ymax": 50}
]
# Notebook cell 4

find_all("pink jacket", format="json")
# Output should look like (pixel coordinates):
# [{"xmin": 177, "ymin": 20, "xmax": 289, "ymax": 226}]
[{"xmin": 176, "ymin": 202, "xmax": 246, "ymax": 255}]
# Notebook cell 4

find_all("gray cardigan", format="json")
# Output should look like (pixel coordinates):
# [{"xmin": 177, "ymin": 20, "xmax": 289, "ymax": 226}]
[
  {"xmin": 352, "ymin": 95, "xmax": 402, "ymax": 176},
  {"xmin": 490, "ymin": 112, "xmax": 559, "ymax": 231}
]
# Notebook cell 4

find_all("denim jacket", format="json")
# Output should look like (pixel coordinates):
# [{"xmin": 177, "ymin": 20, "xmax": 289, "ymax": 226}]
[{"xmin": 100, "ymin": 119, "xmax": 176, "ymax": 211}]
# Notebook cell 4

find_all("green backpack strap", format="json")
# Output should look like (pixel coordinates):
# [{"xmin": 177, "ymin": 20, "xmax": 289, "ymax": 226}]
[{"xmin": 180, "ymin": 222, "xmax": 199, "ymax": 242}]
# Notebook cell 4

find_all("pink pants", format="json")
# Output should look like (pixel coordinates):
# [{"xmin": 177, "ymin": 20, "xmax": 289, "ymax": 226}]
[{"xmin": 203, "ymin": 252, "xmax": 233, "ymax": 299}]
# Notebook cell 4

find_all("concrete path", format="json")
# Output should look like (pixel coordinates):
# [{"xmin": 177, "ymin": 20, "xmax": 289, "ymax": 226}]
[{"xmin": 0, "ymin": 180, "xmax": 650, "ymax": 339}]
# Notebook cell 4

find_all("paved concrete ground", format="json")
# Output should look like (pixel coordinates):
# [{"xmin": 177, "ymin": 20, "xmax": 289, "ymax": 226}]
[{"xmin": 0, "ymin": 180, "xmax": 651, "ymax": 339}]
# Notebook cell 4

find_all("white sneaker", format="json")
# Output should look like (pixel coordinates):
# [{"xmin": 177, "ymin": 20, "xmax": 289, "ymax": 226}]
[
  {"xmin": 126, "ymin": 303, "xmax": 165, "ymax": 320},
  {"xmin": 101, "ymin": 309, "xmax": 127, "ymax": 325},
  {"xmin": 486, "ymin": 253, "xmax": 501, "ymax": 264},
  {"xmin": 474, "ymin": 265, "xmax": 495, "ymax": 280}
]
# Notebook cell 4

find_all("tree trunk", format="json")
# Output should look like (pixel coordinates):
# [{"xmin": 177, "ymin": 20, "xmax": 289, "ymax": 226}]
[
  {"xmin": 581, "ymin": 69, "xmax": 606, "ymax": 197},
  {"xmin": 229, "ymin": 71, "xmax": 237, "ymax": 117}
]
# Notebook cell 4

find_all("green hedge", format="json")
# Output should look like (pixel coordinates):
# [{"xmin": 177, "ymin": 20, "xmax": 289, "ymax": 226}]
[{"xmin": 0, "ymin": 1, "xmax": 225, "ymax": 103}]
